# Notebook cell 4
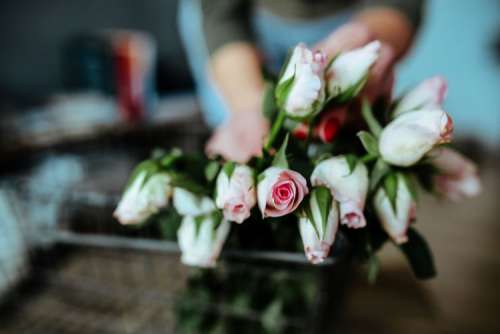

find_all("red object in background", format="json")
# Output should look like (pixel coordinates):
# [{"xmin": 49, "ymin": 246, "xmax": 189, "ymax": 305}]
[{"xmin": 112, "ymin": 32, "xmax": 156, "ymax": 123}]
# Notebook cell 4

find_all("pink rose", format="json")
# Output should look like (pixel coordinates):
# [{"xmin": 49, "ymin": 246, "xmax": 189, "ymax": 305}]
[
  {"xmin": 257, "ymin": 167, "xmax": 308, "ymax": 218},
  {"xmin": 215, "ymin": 165, "xmax": 256, "ymax": 223},
  {"xmin": 393, "ymin": 76, "xmax": 448, "ymax": 117},
  {"xmin": 428, "ymin": 147, "xmax": 481, "ymax": 201}
]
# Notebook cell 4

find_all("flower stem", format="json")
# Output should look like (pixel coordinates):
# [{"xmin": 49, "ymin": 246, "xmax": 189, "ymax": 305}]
[{"xmin": 264, "ymin": 110, "xmax": 286, "ymax": 151}]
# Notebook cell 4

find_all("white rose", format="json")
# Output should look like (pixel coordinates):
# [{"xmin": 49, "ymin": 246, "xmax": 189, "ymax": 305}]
[
  {"xmin": 215, "ymin": 165, "xmax": 256, "ymax": 223},
  {"xmin": 326, "ymin": 40, "xmax": 380, "ymax": 100},
  {"xmin": 379, "ymin": 109, "xmax": 454, "ymax": 167},
  {"xmin": 177, "ymin": 215, "xmax": 230, "ymax": 268},
  {"xmin": 114, "ymin": 172, "xmax": 171, "ymax": 225},
  {"xmin": 373, "ymin": 174, "xmax": 416, "ymax": 244},
  {"xmin": 277, "ymin": 44, "xmax": 326, "ymax": 118},
  {"xmin": 299, "ymin": 187, "xmax": 339, "ymax": 264},
  {"xmin": 310, "ymin": 156, "xmax": 369, "ymax": 228},
  {"xmin": 428, "ymin": 147, "xmax": 481, "ymax": 201},
  {"xmin": 393, "ymin": 76, "xmax": 447, "ymax": 118},
  {"xmin": 173, "ymin": 187, "xmax": 215, "ymax": 216}
]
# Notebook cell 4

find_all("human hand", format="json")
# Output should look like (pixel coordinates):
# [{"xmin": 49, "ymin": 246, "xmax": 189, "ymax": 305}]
[
  {"xmin": 205, "ymin": 92, "xmax": 269, "ymax": 163},
  {"xmin": 315, "ymin": 22, "xmax": 396, "ymax": 102}
]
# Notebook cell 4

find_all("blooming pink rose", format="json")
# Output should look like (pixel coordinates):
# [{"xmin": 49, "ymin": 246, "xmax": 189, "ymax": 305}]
[
  {"xmin": 428, "ymin": 147, "xmax": 481, "ymax": 201},
  {"xmin": 257, "ymin": 167, "xmax": 308, "ymax": 218},
  {"xmin": 215, "ymin": 165, "xmax": 256, "ymax": 223},
  {"xmin": 379, "ymin": 109, "xmax": 454, "ymax": 167},
  {"xmin": 393, "ymin": 76, "xmax": 448, "ymax": 117}
]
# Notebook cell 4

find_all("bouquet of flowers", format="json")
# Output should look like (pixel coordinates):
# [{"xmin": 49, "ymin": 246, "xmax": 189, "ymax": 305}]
[{"xmin": 114, "ymin": 41, "xmax": 481, "ymax": 280}]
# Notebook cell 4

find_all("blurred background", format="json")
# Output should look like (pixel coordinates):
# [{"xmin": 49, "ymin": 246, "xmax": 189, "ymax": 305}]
[{"xmin": 0, "ymin": 0, "xmax": 498, "ymax": 333}]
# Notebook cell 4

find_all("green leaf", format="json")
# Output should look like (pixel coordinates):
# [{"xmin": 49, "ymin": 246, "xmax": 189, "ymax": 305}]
[
  {"xmin": 170, "ymin": 173, "xmax": 207, "ymax": 195},
  {"xmin": 160, "ymin": 148, "xmax": 183, "ymax": 168},
  {"xmin": 193, "ymin": 215, "xmax": 205, "ymax": 238},
  {"xmin": 383, "ymin": 173, "xmax": 398, "ymax": 212},
  {"xmin": 344, "ymin": 154, "xmax": 358, "ymax": 175},
  {"xmin": 401, "ymin": 172, "xmax": 419, "ymax": 201},
  {"xmin": 330, "ymin": 72, "xmax": 369, "ymax": 104},
  {"xmin": 222, "ymin": 161, "xmax": 236, "ymax": 179},
  {"xmin": 313, "ymin": 186, "xmax": 333, "ymax": 235},
  {"xmin": 370, "ymin": 158, "xmax": 390, "ymax": 190},
  {"xmin": 204, "ymin": 161, "xmax": 220, "ymax": 182},
  {"xmin": 275, "ymin": 74, "xmax": 295, "ymax": 108},
  {"xmin": 262, "ymin": 82, "xmax": 277, "ymax": 120},
  {"xmin": 272, "ymin": 134, "xmax": 290, "ymax": 169},
  {"xmin": 304, "ymin": 205, "xmax": 320, "ymax": 239},
  {"xmin": 399, "ymin": 228, "xmax": 436, "ymax": 279},
  {"xmin": 362, "ymin": 99, "xmax": 382, "ymax": 138},
  {"xmin": 367, "ymin": 254, "xmax": 380, "ymax": 284},
  {"xmin": 357, "ymin": 131, "xmax": 379, "ymax": 156},
  {"xmin": 125, "ymin": 160, "xmax": 159, "ymax": 190}
]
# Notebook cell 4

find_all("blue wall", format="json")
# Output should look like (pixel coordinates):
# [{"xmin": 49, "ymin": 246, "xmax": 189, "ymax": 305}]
[{"xmin": 397, "ymin": 0, "xmax": 500, "ymax": 147}]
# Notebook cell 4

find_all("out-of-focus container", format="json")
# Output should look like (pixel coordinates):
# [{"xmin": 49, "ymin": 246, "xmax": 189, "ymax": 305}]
[{"xmin": 111, "ymin": 31, "xmax": 157, "ymax": 123}]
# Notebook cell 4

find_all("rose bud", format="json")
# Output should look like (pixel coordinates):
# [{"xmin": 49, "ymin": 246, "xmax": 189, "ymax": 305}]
[
  {"xmin": 215, "ymin": 165, "xmax": 256, "ymax": 223},
  {"xmin": 428, "ymin": 147, "xmax": 482, "ymax": 201},
  {"xmin": 277, "ymin": 44, "xmax": 326, "ymax": 119},
  {"xmin": 311, "ymin": 156, "xmax": 369, "ymax": 229},
  {"xmin": 177, "ymin": 215, "xmax": 230, "ymax": 268},
  {"xmin": 326, "ymin": 40, "xmax": 380, "ymax": 101},
  {"xmin": 379, "ymin": 109, "xmax": 454, "ymax": 167},
  {"xmin": 373, "ymin": 174, "xmax": 416, "ymax": 244},
  {"xmin": 114, "ymin": 172, "xmax": 171, "ymax": 225},
  {"xmin": 173, "ymin": 187, "xmax": 215, "ymax": 216},
  {"xmin": 257, "ymin": 167, "xmax": 308, "ymax": 218},
  {"xmin": 299, "ymin": 187, "xmax": 339, "ymax": 264},
  {"xmin": 291, "ymin": 121, "xmax": 310, "ymax": 141},
  {"xmin": 314, "ymin": 107, "xmax": 347, "ymax": 143},
  {"xmin": 393, "ymin": 76, "xmax": 448, "ymax": 118}
]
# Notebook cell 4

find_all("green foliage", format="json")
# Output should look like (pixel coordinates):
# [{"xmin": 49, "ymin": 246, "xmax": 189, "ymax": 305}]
[
  {"xmin": 370, "ymin": 158, "xmax": 390, "ymax": 191},
  {"xmin": 262, "ymin": 82, "xmax": 277, "ymax": 120},
  {"xmin": 400, "ymin": 228, "xmax": 436, "ymax": 279},
  {"xmin": 205, "ymin": 161, "xmax": 220, "ymax": 183},
  {"xmin": 222, "ymin": 161, "xmax": 236, "ymax": 179},
  {"xmin": 383, "ymin": 173, "xmax": 399, "ymax": 212},
  {"xmin": 361, "ymin": 98, "xmax": 383, "ymax": 137},
  {"xmin": 275, "ymin": 74, "xmax": 295, "ymax": 108},
  {"xmin": 357, "ymin": 131, "xmax": 379, "ymax": 157},
  {"xmin": 272, "ymin": 134, "xmax": 290, "ymax": 169},
  {"xmin": 344, "ymin": 154, "xmax": 359, "ymax": 174}
]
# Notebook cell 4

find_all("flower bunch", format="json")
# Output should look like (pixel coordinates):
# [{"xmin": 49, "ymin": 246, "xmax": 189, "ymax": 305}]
[{"xmin": 114, "ymin": 42, "xmax": 481, "ymax": 279}]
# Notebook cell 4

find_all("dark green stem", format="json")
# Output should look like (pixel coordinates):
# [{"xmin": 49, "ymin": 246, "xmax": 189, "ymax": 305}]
[{"xmin": 264, "ymin": 110, "xmax": 286, "ymax": 151}]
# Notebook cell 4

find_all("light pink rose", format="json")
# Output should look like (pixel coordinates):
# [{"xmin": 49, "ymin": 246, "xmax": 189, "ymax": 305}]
[
  {"xmin": 257, "ymin": 167, "xmax": 308, "ymax": 218},
  {"xmin": 215, "ymin": 165, "xmax": 256, "ymax": 223},
  {"xmin": 393, "ymin": 76, "xmax": 448, "ymax": 117},
  {"xmin": 379, "ymin": 109, "xmax": 454, "ymax": 167},
  {"xmin": 310, "ymin": 156, "xmax": 369, "ymax": 229},
  {"xmin": 278, "ymin": 44, "xmax": 326, "ymax": 118},
  {"xmin": 428, "ymin": 147, "xmax": 481, "ymax": 201},
  {"xmin": 373, "ymin": 174, "xmax": 416, "ymax": 244}
]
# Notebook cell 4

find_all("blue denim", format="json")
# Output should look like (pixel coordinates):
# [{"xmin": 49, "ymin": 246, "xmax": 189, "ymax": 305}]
[{"xmin": 178, "ymin": 0, "xmax": 353, "ymax": 127}]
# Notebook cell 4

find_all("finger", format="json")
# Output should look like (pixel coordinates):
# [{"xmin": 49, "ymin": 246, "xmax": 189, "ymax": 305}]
[
  {"xmin": 364, "ymin": 44, "xmax": 396, "ymax": 101},
  {"xmin": 315, "ymin": 22, "xmax": 374, "ymax": 58}
]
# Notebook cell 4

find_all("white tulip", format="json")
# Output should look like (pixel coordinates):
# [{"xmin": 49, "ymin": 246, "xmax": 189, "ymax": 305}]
[
  {"xmin": 177, "ymin": 215, "xmax": 231, "ymax": 268},
  {"xmin": 379, "ymin": 109, "xmax": 453, "ymax": 167},
  {"xmin": 173, "ymin": 187, "xmax": 215, "ymax": 216},
  {"xmin": 114, "ymin": 172, "xmax": 171, "ymax": 225},
  {"xmin": 326, "ymin": 41, "xmax": 380, "ymax": 100},
  {"xmin": 299, "ymin": 188, "xmax": 339, "ymax": 264},
  {"xmin": 373, "ymin": 174, "xmax": 416, "ymax": 244},
  {"xmin": 278, "ymin": 44, "xmax": 326, "ymax": 118},
  {"xmin": 428, "ymin": 147, "xmax": 481, "ymax": 201},
  {"xmin": 311, "ymin": 156, "xmax": 369, "ymax": 229},
  {"xmin": 215, "ymin": 165, "xmax": 256, "ymax": 223},
  {"xmin": 393, "ymin": 76, "xmax": 447, "ymax": 118}
]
